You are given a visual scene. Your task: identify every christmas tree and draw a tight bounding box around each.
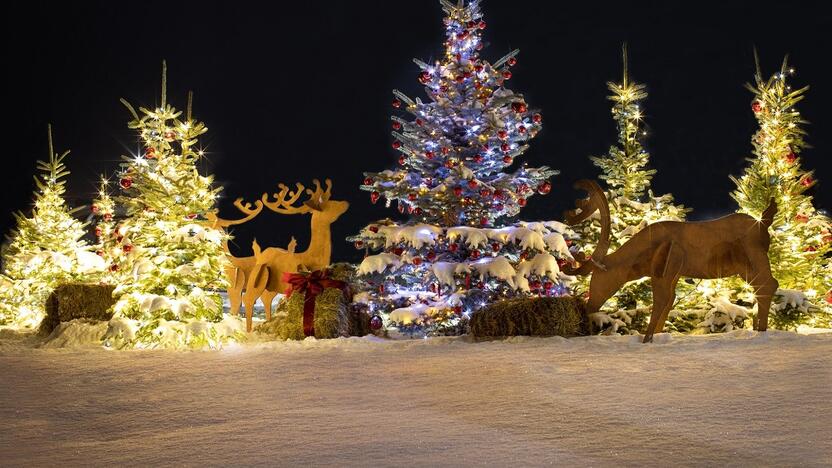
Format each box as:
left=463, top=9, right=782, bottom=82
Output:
left=0, top=125, right=103, bottom=328
left=103, top=62, right=240, bottom=348
left=349, top=0, right=575, bottom=336
left=727, top=54, right=832, bottom=327
left=574, top=45, right=688, bottom=314
left=91, top=176, right=119, bottom=283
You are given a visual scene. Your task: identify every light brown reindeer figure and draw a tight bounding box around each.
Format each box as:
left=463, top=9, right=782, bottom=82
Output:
left=205, top=198, right=265, bottom=318
left=563, top=180, right=778, bottom=343
left=241, top=179, right=349, bottom=331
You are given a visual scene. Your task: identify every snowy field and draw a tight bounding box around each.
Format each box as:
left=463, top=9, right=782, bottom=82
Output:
left=1, top=328, right=831, bottom=467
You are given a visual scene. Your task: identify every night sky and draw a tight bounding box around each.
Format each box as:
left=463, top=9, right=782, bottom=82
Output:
left=4, top=1, right=831, bottom=263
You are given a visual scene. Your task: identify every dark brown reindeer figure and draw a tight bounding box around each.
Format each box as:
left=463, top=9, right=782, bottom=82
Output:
left=563, top=180, right=778, bottom=342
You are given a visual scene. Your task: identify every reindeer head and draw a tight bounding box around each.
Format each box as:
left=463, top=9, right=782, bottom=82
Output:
left=261, top=178, right=349, bottom=223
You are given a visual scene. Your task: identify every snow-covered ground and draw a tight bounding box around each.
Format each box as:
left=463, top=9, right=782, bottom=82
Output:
left=1, top=327, right=831, bottom=467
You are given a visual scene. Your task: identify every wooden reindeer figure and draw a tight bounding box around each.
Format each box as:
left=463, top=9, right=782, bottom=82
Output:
left=241, top=179, right=349, bottom=331
left=205, top=198, right=265, bottom=318
left=563, top=179, right=778, bottom=343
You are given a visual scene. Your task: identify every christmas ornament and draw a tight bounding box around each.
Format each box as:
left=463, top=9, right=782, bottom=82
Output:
left=454, top=186, right=463, bottom=197
left=163, top=130, right=176, bottom=141
left=369, top=225, right=379, bottom=233
left=370, top=191, right=381, bottom=204
left=392, top=141, right=402, bottom=149
left=392, top=121, right=401, bottom=130
left=751, top=100, right=763, bottom=113
left=511, top=102, right=527, bottom=113
left=502, top=70, right=512, bottom=80
left=363, top=177, right=374, bottom=186
left=392, top=98, right=401, bottom=108
left=801, top=177, right=813, bottom=187
left=119, top=177, right=133, bottom=189
left=408, top=192, right=418, bottom=201
left=518, top=125, right=527, bottom=134
left=398, top=155, right=406, bottom=165
left=497, top=130, right=508, bottom=140
left=467, top=179, right=478, bottom=189
left=500, top=143, right=510, bottom=152
left=393, top=247, right=404, bottom=256
left=370, top=315, right=383, bottom=330
left=104, top=213, right=113, bottom=222
left=784, top=151, right=797, bottom=163
left=502, top=155, right=513, bottom=165
left=94, top=226, right=103, bottom=237
left=537, top=181, right=552, bottom=195
left=354, top=240, right=364, bottom=249
left=470, top=249, right=480, bottom=259
left=418, top=71, right=431, bottom=84
left=412, top=257, right=422, bottom=266
left=123, top=244, right=133, bottom=253
left=517, top=198, right=527, bottom=207
left=507, top=57, right=517, bottom=67
left=91, top=204, right=100, bottom=214
left=425, top=151, right=435, bottom=159
left=145, top=147, right=156, bottom=158
left=532, top=113, right=542, bottom=123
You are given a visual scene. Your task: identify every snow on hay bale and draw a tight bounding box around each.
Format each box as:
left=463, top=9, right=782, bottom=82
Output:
left=469, top=296, right=585, bottom=338
left=39, top=283, right=116, bottom=334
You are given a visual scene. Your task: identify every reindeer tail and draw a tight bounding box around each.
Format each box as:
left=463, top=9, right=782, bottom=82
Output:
left=761, top=198, right=777, bottom=228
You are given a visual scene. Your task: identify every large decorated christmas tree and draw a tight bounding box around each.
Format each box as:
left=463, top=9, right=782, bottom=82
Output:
left=726, top=55, right=832, bottom=326
left=0, top=125, right=103, bottom=328
left=349, top=0, right=576, bottom=335
left=573, top=45, right=689, bottom=315
left=103, top=63, right=240, bottom=348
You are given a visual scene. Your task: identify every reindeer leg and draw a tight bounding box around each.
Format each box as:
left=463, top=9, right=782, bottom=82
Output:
left=243, top=265, right=270, bottom=333
left=261, top=290, right=278, bottom=321
left=744, top=254, right=778, bottom=332
left=228, top=268, right=245, bottom=317
left=644, top=242, right=684, bottom=343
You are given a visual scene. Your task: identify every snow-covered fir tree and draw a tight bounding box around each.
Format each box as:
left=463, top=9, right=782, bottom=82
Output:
left=349, top=0, right=577, bottom=336
left=717, top=55, right=831, bottom=328
left=573, top=45, right=688, bottom=315
left=103, top=63, right=240, bottom=348
left=91, top=176, right=119, bottom=284
left=0, top=125, right=104, bottom=328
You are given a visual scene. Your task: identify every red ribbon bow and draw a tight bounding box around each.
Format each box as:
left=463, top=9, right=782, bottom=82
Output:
left=282, top=270, right=346, bottom=337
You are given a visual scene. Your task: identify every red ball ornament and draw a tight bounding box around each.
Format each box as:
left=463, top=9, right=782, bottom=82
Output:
left=94, top=226, right=103, bottom=237
left=415, top=118, right=424, bottom=126
left=826, top=290, right=832, bottom=305
left=119, top=177, right=133, bottom=189
left=392, top=98, right=401, bottom=108
left=354, top=240, right=364, bottom=249
left=537, top=181, right=552, bottom=195
left=785, top=151, right=797, bottom=163
left=163, top=130, right=176, bottom=141
left=468, top=179, right=478, bottom=189
left=369, top=225, right=379, bottom=233
left=104, top=213, right=113, bottom=222
left=122, top=244, right=133, bottom=253
left=96, top=249, right=104, bottom=257
left=414, top=207, right=423, bottom=215
left=109, top=264, right=119, bottom=272
left=518, top=125, right=527, bottom=134
left=805, top=245, right=817, bottom=252
left=507, top=57, right=517, bottom=67
left=501, top=143, right=510, bottom=152
left=454, top=186, right=463, bottom=197
left=497, top=130, right=508, bottom=140
left=412, top=257, right=423, bottom=266
left=449, top=243, right=459, bottom=253
left=472, top=155, right=484, bottom=163
left=493, top=189, right=503, bottom=198
left=470, top=250, right=480, bottom=260
left=474, top=63, right=484, bottom=73
left=398, top=155, right=406, bottom=165
left=370, top=191, right=381, bottom=204
left=492, top=243, right=501, bottom=252
left=391, top=121, right=401, bottom=130
left=425, top=151, right=435, bottom=159
left=529, top=280, right=542, bottom=290
left=476, top=43, right=484, bottom=51
left=518, top=183, right=530, bottom=193
left=418, top=71, right=431, bottom=84
left=478, top=20, right=486, bottom=29
left=518, top=198, right=527, bottom=207
left=502, top=70, right=512, bottom=80
left=457, top=31, right=469, bottom=40
left=427, top=251, right=437, bottom=261
left=363, top=177, right=374, bottom=186
left=441, top=146, right=450, bottom=155
left=795, top=214, right=809, bottom=223
left=511, top=102, right=527, bottom=113
left=480, top=217, right=488, bottom=226
left=503, top=155, right=513, bottom=165
left=480, top=188, right=491, bottom=198
left=532, top=113, right=543, bottom=123
left=544, top=281, right=554, bottom=290
left=145, top=147, right=156, bottom=159
left=393, top=247, right=404, bottom=256
left=455, top=75, right=465, bottom=83
left=751, top=100, right=763, bottom=113
left=802, top=177, right=814, bottom=187
left=91, top=204, right=100, bottom=214
left=392, top=141, right=402, bottom=149
left=408, top=192, right=418, bottom=201
left=370, top=315, right=383, bottom=331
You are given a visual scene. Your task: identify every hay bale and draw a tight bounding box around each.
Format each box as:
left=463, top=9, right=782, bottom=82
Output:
left=469, top=296, right=585, bottom=338
left=261, top=288, right=350, bottom=340
left=40, top=283, right=116, bottom=334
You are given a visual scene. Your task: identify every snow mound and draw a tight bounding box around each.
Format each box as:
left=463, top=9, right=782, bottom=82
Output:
left=40, top=319, right=109, bottom=349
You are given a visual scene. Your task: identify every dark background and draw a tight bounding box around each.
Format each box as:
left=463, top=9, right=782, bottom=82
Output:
left=4, top=1, right=831, bottom=263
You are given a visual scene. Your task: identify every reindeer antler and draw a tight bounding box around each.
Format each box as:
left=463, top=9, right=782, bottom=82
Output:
left=562, top=179, right=612, bottom=276
left=207, top=197, right=265, bottom=229
left=262, top=182, right=312, bottom=214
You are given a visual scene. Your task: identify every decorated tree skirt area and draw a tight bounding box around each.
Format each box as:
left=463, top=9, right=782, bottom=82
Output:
left=1, top=329, right=830, bottom=466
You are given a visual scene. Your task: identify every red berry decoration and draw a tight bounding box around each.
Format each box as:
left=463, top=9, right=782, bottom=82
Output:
left=369, top=225, right=379, bottom=233
left=537, top=181, right=552, bottom=195
left=392, top=141, right=402, bottom=149
left=470, top=250, right=480, bottom=260
left=408, top=192, right=418, bottom=201
left=480, top=217, right=488, bottom=226
left=414, top=207, right=423, bottom=215
left=501, top=143, right=510, bottom=152
left=468, top=179, right=478, bottom=189
left=370, top=315, right=383, bottom=331
left=518, top=198, right=527, bottom=207
left=363, top=177, right=374, bottom=186
left=751, top=100, right=763, bottom=113
left=507, top=57, right=517, bottom=67
left=119, top=177, right=133, bottom=189
left=454, top=186, right=463, bottom=197
left=503, top=155, right=513, bottom=165
left=392, top=98, right=401, bottom=108
left=532, top=113, right=542, bottom=123
left=511, top=102, right=527, bottom=113
left=544, top=281, right=554, bottom=290
left=370, top=191, right=381, bottom=204
left=497, top=130, right=508, bottom=140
